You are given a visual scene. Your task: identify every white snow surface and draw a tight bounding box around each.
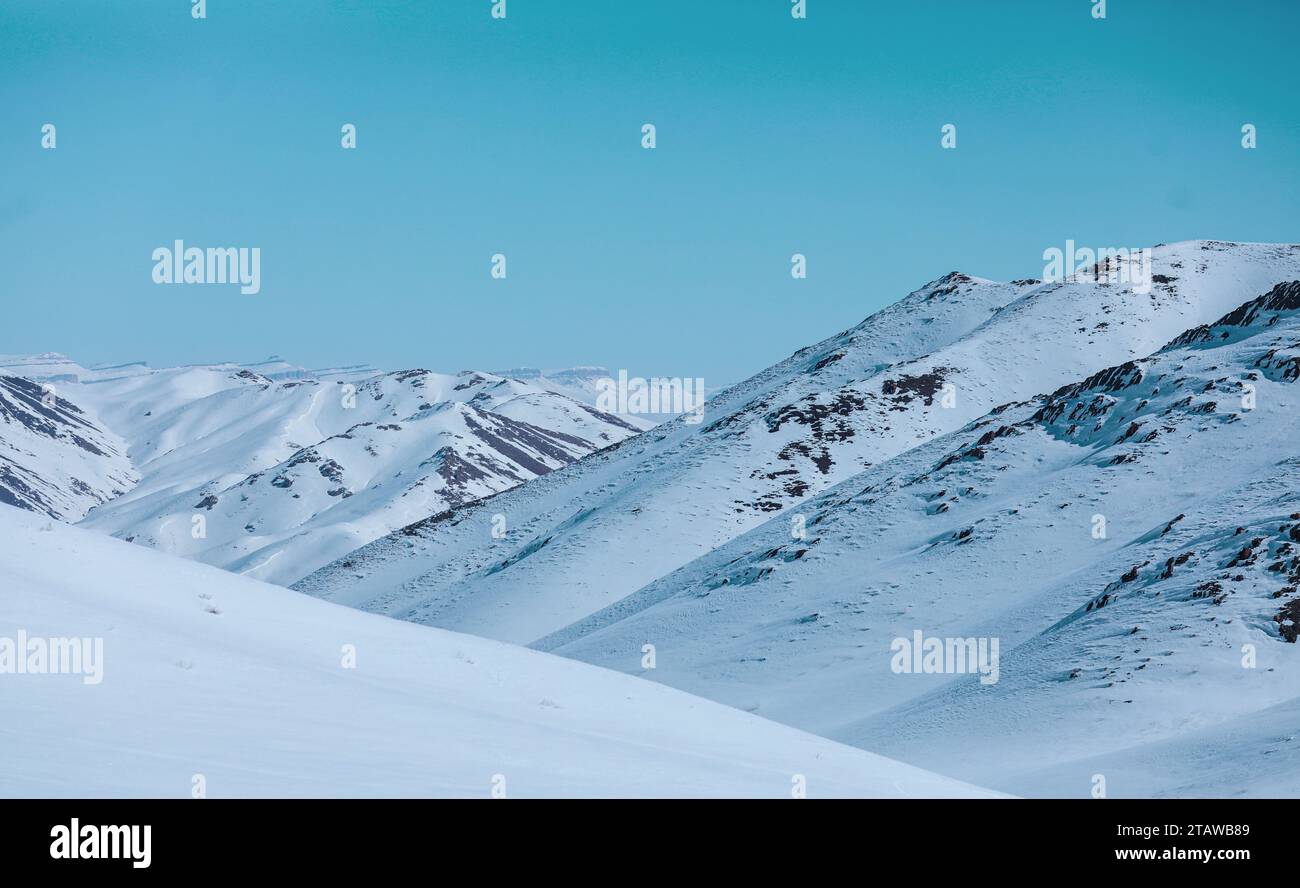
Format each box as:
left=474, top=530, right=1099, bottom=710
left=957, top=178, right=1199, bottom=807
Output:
left=0, top=504, right=1000, bottom=799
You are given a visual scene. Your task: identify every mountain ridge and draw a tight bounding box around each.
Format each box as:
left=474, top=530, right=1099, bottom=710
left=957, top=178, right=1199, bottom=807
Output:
left=294, top=241, right=1300, bottom=650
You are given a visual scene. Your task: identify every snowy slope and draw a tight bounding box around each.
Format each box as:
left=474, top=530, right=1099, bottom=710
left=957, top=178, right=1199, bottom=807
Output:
left=297, top=242, right=1300, bottom=647
left=292, top=272, right=1037, bottom=637
left=0, top=503, right=1000, bottom=799
left=545, top=279, right=1300, bottom=797
left=1006, top=693, right=1300, bottom=799
left=70, top=365, right=641, bottom=584
left=0, top=375, right=136, bottom=521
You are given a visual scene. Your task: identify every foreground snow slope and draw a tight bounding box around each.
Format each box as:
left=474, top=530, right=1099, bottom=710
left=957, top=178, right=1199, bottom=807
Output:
left=69, top=364, right=641, bottom=584
left=547, top=280, right=1300, bottom=797
left=298, top=242, right=1300, bottom=646
left=0, top=504, right=998, bottom=798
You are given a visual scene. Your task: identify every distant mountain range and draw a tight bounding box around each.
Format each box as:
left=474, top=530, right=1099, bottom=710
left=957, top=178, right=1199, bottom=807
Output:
left=0, top=355, right=647, bottom=583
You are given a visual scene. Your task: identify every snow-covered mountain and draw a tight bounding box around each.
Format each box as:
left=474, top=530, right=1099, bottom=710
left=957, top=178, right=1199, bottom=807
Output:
left=65, top=364, right=643, bottom=584
left=0, top=375, right=136, bottom=520
left=0, top=354, right=644, bottom=584
left=296, top=242, right=1300, bottom=650
left=0, top=503, right=1000, bottom=798
left=537, top=279, right=1300, bottom=797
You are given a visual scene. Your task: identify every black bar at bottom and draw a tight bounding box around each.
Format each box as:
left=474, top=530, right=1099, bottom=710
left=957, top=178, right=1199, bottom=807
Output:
left=0, top=799, right=1276, bottom=874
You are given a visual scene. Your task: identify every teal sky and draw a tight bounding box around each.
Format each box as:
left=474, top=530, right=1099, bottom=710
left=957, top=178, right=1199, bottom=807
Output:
left=2, top=0, right=1297, bottom=385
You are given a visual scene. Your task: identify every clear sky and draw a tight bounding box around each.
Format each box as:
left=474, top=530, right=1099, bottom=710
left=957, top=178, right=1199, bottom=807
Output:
left=2, top=0, right=1297, bottom=386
